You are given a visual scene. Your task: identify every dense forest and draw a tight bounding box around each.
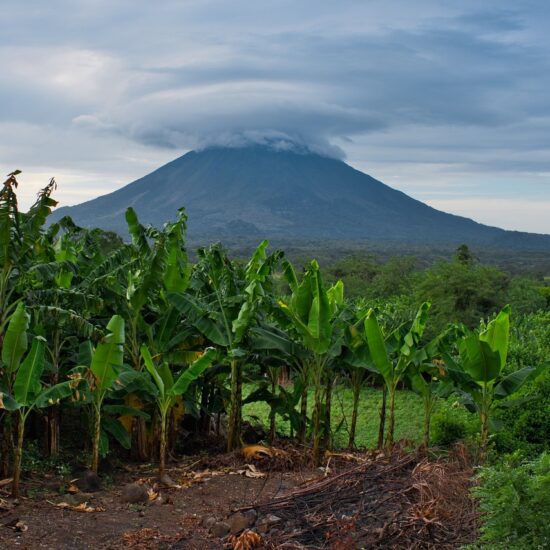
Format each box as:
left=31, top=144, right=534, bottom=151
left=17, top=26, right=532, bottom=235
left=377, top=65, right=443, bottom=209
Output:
left=1, top=174, right=549, bottom=548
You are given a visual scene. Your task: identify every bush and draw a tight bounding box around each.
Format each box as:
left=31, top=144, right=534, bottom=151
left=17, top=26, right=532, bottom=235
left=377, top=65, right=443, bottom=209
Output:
left=495, top=368, right=550, bottom=457
left=431, top=405, right=475, bottom=447
left=472, top=452, right=550, bottom=549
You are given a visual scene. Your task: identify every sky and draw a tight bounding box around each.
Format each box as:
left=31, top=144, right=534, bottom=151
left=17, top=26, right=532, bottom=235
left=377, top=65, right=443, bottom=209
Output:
left=1, top=0, right=549, bottom=234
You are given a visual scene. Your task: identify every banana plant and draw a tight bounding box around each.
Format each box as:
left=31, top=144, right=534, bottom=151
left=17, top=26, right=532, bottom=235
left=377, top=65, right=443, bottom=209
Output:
left=406, top=326, right=458, bottom=447
left=341, top=311, right=372, bottom=449
left=86, top=315, right=125, bottom=473
left=278, top=260, right=345, bottom=464
left=250, top=322, right=313, bottom=443
left=0, top=303, right=74, bottom=498
left=170, top=241, right=282, bottom=451
left=141, top=344, right=217, bottom=480
left=364, top=301, right=431, bottom=449
left=442, top=306, right=541, bottom=461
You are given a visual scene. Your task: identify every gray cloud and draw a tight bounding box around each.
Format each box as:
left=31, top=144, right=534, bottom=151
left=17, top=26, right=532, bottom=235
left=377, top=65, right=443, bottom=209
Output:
left=0, top=0, right=549, bottom=231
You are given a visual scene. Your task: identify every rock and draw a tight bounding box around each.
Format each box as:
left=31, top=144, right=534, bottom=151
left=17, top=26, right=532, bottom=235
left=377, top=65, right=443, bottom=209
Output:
left=243, top=509, right=257, bottom=526
left=229, top=512, right=250, bottom=534
left=74, top=471, right=101, bottom=493
left=210, top=521, right=230, bottom=538
left=121, top=483, right=149, bottom=504
left=60, top=493, right=90, bottom=506
left=160, top=473, right=178, bottom=487
left=202, top=516, right=216, bottom=529
left=257, top=514, right=282, bottom=534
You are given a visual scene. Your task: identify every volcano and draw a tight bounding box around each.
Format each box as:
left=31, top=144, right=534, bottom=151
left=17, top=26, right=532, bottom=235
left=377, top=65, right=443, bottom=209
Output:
left=49, top=145, right=550, bottom=250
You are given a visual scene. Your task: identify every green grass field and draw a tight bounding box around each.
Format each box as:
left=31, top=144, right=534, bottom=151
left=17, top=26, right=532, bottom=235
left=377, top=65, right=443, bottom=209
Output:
left=243, top=385, right=427, bottom=449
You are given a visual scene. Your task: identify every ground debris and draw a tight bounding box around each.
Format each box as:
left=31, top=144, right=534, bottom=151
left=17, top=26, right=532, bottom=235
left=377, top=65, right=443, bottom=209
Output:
left=238, top=447, right=478, bottom=549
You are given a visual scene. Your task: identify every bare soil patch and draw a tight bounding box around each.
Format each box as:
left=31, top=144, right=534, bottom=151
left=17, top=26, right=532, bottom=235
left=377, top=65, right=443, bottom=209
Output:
left=0, top=445, right=477, bottom=549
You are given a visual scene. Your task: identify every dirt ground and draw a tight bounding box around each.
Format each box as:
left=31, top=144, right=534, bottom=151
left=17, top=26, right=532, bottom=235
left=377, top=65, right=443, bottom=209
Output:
left=0, top=445, right=478, bottom=549
left=0, top=453, right=318, bottom=550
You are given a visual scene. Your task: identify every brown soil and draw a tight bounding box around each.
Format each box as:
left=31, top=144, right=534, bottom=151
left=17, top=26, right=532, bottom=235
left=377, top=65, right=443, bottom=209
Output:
left=0, top=453, right=318, bottom=550
left=0, top=446, right=478, bottom=549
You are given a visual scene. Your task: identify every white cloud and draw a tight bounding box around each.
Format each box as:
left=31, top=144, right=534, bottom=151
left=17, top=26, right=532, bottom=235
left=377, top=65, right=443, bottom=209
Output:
left=0, top=0, right=549, bottom=233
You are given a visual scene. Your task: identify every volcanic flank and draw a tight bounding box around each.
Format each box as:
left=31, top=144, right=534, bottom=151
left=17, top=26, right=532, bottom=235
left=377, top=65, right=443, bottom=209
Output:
left=49, top=145, right=550, bottom=250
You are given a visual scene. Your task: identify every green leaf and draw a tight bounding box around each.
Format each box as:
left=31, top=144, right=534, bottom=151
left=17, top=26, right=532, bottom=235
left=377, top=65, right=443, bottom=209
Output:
left=78, top=340, right=93, bottom=367
left=494, top=366, right=537, bottom=399
left=168, top=348, right=217, bottom=398
left=34, top=380, right=73, bottom=408
left=103, top=404, right=151, bottom=419
left=480, top=305, right=510, bottom=370
left=169, top=292, right=230, bottom=347
left=14, top=336, right=46, bottom=406
left=102, top=417, right=131, bottom=450
left=125, top=207, right=150, bottom=256
left=140, top=344, right=165, bottom=397
left=0, top=391, right=20, bottom=411
left=2, top=302, right=30, bottom=373
left=91, top=315, right=125, bottom=391
left=364, top=309, right=393, bottom=383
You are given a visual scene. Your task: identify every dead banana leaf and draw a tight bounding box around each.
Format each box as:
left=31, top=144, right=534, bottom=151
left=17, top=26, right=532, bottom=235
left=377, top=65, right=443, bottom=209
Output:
left=228, top=529, right=263, bottom=550
left=236, top=464, right=266, bottom=479
left=4, top=518, right=28, bottom=532
left=147, top=488, right=159, bottom=502
left=243, top=445, right=272, bottom=460
left=49, top=500, right=105, bottom=513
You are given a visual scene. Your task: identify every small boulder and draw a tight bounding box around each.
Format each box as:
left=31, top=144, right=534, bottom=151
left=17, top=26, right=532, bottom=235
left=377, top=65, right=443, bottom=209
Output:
left=210, top=521, right=230, bottom=538
left=74, top=471, right=101, bottom=493
left=243, top=509, right=257, bottom=526
left=60, top=493, right=90, bottom=506
left=257, top=514, right=281, bottom=533
left=202, top=516, right=216, bottom=529
left=229, top=512, right=250, bottom=534
left=121, top=483, right=149, bottom=504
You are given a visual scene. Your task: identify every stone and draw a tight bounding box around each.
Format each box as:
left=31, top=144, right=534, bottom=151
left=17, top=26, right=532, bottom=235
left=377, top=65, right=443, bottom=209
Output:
left=74, top=471, right=101, bottom=493
left=202, top=516, right=216, bottom=529
left=60, top=493, right=89, bottom=506
left=256, top=514, right=282, bottom=533
left=210, top=521, right=230, bottom=538
left=243, top=509, right=257, bottom=526
left=229, top=512, right=249, bottom=534
left=121, top=483, right=149, bottom=504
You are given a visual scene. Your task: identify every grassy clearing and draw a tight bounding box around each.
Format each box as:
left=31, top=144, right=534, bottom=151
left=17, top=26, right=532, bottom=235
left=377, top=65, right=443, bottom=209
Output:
left=243, top=385, right=427, bottom=449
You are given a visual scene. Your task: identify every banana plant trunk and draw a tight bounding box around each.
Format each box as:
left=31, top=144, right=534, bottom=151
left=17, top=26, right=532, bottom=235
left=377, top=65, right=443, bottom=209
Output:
left=46, top=406, right=60, bottom=457
left=323, top=375, right=333, bottom=451
left=159, top=411, right=167, bottom=480
left=479, top=388, right=490, bottom=463
left=377, top=385, right=387, bottom=450
left=269, top=377, right=276, bottom=444
left=422, top=393, right=436, bottom=448
left=11, top=412, right=25, bottom=498
left=348, top=383, right=361, bottom=449
left=226, top=359, right=242, bottom=452
left=91, top=403, right=101, bottom=474
left=385, top=384, right=396, bottom=450
left=1, top=415, right=13, bottom=477
left=298, top=386, right=308, bottom=445
left=311, top=358, right=324, bottom=466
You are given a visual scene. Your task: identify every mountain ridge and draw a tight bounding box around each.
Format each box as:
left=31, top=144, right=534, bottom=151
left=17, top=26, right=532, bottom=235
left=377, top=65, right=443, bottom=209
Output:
left=49, top=145, right=550, bottom=250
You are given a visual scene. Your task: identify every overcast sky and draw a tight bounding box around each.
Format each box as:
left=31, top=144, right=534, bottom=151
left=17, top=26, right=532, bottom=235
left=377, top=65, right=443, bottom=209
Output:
left=1, top=0, right=549, bottom=233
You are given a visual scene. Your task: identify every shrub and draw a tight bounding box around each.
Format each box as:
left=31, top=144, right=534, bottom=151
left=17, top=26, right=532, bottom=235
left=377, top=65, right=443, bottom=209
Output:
left=431, top=409, right=468, bottom=447
left=495, top=368, right=550, bottom=457
left=472, top=452, right=550, bottom=549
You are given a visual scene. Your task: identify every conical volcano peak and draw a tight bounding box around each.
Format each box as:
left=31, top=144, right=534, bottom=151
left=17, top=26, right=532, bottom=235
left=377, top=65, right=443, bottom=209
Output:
left=194, top=131, right=345, bottom=160
left=49, top=146, right=550, bottom=251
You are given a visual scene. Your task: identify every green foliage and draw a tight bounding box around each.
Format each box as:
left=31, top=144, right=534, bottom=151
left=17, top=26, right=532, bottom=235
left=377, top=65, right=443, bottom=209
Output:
left=495, top=367, right=550, bottom=457
left=471, top=453, right=550, bottom=549
left=430, top=404, right=477, bottom=447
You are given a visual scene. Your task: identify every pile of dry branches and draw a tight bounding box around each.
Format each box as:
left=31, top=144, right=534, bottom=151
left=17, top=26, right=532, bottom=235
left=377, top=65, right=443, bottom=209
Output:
left=241, top=447, right=478, bottom=549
